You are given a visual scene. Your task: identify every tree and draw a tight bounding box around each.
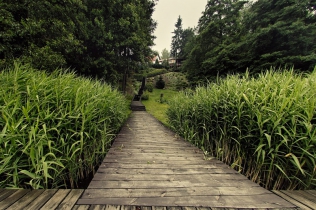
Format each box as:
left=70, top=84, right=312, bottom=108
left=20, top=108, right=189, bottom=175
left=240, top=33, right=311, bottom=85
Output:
left=0, top=0, right=158, bottom=87
left=180, top=28, right=195, bottom=59
left=161, top=48, right=170, bottom=60
left=240, top=0, right=316, bottom=72
left=183, top=0, right=247, bottom=83
left=170, top=16, right=183, bottom=58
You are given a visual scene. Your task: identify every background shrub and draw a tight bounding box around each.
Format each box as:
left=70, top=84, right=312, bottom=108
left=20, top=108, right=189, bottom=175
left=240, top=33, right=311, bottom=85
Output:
left=155, top=76, right=165, bottom=89
left=144, top=83, right=154, bottom=92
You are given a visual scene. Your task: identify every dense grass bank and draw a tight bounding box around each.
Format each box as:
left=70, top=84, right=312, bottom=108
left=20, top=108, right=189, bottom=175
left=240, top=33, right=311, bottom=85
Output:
left=167, top=69, right=316, bottom=190
left=0, top=63, right=129, bottom=189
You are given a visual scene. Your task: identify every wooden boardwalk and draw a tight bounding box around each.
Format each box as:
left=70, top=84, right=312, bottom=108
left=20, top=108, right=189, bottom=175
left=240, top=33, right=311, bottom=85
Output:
left=76, top=111, right=295, bottom=208
left=1, top=110, right=315, bottom=209
left=1, top=189, right=316, bottom=209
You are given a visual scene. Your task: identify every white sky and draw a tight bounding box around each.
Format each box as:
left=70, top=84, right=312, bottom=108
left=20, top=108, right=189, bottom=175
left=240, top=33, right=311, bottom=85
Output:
left=152, top=0, right=208, bottom=55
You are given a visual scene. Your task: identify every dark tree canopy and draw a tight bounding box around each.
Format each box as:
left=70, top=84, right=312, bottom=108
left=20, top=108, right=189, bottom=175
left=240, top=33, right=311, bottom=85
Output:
left=180, top=0, right=316, bottom=85
left=0, top=0, right=158, bottom=85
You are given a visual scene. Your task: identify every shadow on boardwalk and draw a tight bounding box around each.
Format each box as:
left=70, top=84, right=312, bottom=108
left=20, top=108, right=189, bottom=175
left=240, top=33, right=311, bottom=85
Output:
left=77, top=111, right=295, bottom=208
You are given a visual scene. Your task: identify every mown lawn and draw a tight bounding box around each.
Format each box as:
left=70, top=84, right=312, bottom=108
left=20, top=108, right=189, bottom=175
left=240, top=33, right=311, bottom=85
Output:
left=141, top=88, right=177, bottom=126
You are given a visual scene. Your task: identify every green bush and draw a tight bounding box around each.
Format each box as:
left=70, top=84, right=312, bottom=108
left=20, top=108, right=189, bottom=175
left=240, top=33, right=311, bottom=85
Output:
left=146, top=69, right=168, bottom=78
left=0, top=63, right=129, bottom=189
left=167, top=68, right=316, bottom=190
left=155, top=76, right=165, bottom=89
left=141, top=92, right=149, bottom=100
left=144, top=83, right=154, bottom=92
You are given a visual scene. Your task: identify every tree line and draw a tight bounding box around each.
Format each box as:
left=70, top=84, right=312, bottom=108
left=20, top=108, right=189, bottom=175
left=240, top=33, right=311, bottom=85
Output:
left=170, top=0, right=316, bottom=85
left=0, top=0, right=157, bottom=85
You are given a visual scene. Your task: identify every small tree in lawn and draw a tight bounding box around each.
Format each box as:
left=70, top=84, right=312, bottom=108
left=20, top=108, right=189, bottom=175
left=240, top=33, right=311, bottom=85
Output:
left=155, top=76, right=165, bottom=89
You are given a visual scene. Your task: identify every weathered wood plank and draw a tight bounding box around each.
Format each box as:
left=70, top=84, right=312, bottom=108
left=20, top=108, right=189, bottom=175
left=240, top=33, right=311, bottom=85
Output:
left=106, top=152, right=203, bottom=158
left=6, top=190, right=44, bottom=210
left=0, top=189, right=30, bottom=209
left=91, top=173, right=249, bottom=181
left=104, top=156, right=206, bottom=162
left=82, top=186, right=270, bottom=199
left=40, top=189, right=71, bottom=210
left=0, top=189, right=17, bottom=202
left=280, top=190, right=316, bottom=209
left=95, top=168, right=237, bottom=175
left=71, top=205, right=90, bottom=210
left=109, top=150, right=203, bottom=155
left=151, top=207, right=167, bottom=210
left=272, top=190, right=312, bottom=210
left=166, top=207, right=181, bottom=210
left=121, top=205, right=134, bottom=210
left=294, top=190, right=316, bottom=205
left=305, top=190, right=316, bottom=197
left=181, top=207, right=196, bottom=210
left=24, top=189, right=57, bottom=209
left=56, top=189, right=84, bottom=210
left=87, top=180, right=260, bottom=189
left=86, top=205, right=106, bottom=210
left=105, top=205, right=121, bottom=210
left=99, top=163, right=226, bottom=170
left=103, top=160, right=219, bottom=165
left=77, top=194, right=295, bottom=208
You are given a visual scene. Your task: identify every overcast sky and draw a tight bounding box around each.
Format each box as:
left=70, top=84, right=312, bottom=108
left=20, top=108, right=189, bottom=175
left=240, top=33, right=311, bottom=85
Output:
left=152, top=0, right=208, bottom=55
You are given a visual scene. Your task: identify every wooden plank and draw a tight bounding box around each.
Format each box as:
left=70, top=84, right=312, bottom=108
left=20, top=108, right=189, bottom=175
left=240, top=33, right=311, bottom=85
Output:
left=181, top=207, right=196, bottom=210
left=6, top=190, right=44, bottom=210
left=295, top=190, right=316, bottom=204
left=91, top=173, right=249, bottom=181
left=99, top=163, right=226, bottom=169
left=280, top=190, right=316, bottom=209
left=82, top=186, right=270, bottom=198
left=105, top=205, right=121, bottom=210
left=151, top=207, right=167, bottom=210
left=103, top=159, right=220, bottom=165
left=167, top=207, right=181, bottom=210
left=121, top=205, right=134, bottom=210
left=104, top=156, right=206, bottom=161
left=95, top=168, right=237, bottom=175
left=106, top=152, right=203, bottom=158
left=77, top=194, right=295, bottom=208
left=87, top=205, right=106, bottom=210
left=24, top=189, right=57, bottom=209
left=305, top=190, right=316, bottom=197
left=109, top=149, right=203, bottom=155
left=55, top=189, right=84, bottom=210
left=0, top=190, right=17, bottom=202
left=112, top=142, right=194, bottom=147
left=71, top=205, right=91, bottom=210
left=272, top=190, right=312, bottom=210
left=0, top=189, right=30, bottom=209
left=40, top=189, right=71, bottom=210
left=87, top=180, right=259, bottom=189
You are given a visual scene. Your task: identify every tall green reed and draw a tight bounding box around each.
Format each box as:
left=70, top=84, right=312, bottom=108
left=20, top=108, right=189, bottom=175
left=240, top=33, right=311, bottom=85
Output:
left=0, top=63, right=129, bottom=189
left=167, top=68, right=316, bottom=190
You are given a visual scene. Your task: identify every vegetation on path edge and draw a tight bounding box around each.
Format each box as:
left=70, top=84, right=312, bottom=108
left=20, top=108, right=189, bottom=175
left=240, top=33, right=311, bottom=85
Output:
left=0, top=63, right=129, bottom=189
left=167, top=68, right=316, bottom=190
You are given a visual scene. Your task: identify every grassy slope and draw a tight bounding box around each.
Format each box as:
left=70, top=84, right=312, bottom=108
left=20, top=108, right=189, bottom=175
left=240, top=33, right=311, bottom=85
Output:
left=141, top=88, right=177, bottom=126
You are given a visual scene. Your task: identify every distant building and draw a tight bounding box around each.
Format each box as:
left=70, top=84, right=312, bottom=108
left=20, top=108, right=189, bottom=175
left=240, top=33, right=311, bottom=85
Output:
left=150, top=55, right=162, bottom=64
left=168, top=57, right=184, bottom=67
